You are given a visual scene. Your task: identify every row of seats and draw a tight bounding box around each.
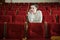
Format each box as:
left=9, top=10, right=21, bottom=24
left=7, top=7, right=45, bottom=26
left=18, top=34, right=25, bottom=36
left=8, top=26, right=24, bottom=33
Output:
left=0, top=6, right=60, bottom=11
left=0, top=15, right=60, bottom=24
left=0, top=10, right=60, bottom=15
left=0, top=15, right=26, bottom=23
left=0, top=3, right=60, bottom=11
left=0, top=3, right=59, bottom=8
left=0, top=4, right=60, bottom=16
left=43, top=15, right=60, bottom=23
left=0, top=23, right=60, bottom=40
left=0, top=10, right=27, bottom=16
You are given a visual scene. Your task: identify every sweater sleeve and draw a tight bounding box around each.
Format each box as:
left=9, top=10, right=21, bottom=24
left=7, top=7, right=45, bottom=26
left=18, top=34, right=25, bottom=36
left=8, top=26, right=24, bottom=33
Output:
left=38, top=10, right=43, bottom=23
left=27, top=12, right=32, bottom=22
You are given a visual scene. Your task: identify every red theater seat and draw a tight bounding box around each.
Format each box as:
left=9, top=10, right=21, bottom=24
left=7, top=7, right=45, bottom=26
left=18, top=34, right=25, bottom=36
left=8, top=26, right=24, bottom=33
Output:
left=6, top=11, right=16, bottom=16
left=6, top=23, right=25, bottom=40
left=44, top=15, right=54, bottom=23
left=51, top=7, right=57, bottom=10
left=19, top=7, right=28, bottom=11
left=13, top=15, right=26, bottom=24
left=17, top=11, right=27, bottom=15
left=42, top=11, right=50, bottom=16
left=0, top=23, right=4, bottom=39
left=0, top=15, right=12, bottom=23
left=39, top=7, right=46, bottom=11
left=51, top=23, right=60, bottom=36
left=27, top=23, right=45, bottom=40
left=52, top=10, right=60, bottom=16
left=0, top=10, right=5, bottom=15
left=52, top=14, right=60, bottom=23
left=0, top=10, right=3, bottom=15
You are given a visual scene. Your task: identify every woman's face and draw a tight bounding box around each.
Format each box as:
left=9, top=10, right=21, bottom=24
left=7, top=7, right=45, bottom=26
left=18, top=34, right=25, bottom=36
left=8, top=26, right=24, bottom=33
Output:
left=29, top=5, right=37, bottom=13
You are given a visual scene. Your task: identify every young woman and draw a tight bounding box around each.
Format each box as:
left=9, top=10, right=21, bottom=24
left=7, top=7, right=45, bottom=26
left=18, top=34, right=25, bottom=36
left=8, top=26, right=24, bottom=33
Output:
left=27, top=4, right=43, bottom=23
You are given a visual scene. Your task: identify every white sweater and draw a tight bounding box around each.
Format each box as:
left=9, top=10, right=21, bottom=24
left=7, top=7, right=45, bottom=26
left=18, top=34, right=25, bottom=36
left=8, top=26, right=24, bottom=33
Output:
left=28, top=10, right=43, bottom=23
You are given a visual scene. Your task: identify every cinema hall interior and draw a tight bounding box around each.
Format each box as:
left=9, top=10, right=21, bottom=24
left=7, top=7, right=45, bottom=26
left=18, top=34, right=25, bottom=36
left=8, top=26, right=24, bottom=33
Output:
left=0, top=0, right=60, bottom=40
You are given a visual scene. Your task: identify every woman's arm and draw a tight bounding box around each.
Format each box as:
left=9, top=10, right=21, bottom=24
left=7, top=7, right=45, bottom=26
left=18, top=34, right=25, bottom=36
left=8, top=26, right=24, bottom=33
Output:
left=38, top=11, right=43, bottom=23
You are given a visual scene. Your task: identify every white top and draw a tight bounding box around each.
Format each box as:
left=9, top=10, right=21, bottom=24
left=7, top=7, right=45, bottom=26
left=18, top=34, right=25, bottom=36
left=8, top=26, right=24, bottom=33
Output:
left=28, top=10, right=43, bottom=23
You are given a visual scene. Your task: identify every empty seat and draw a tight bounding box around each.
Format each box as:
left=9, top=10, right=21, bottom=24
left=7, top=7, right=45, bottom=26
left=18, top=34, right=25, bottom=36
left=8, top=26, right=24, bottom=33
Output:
left=0, top=23, right=4, bottom=39
left=13, top=15, right=26, bottom=24
left=52, top=14, right=59, bottom=23
left=42, top=11, right=50, bottom=16
left=43, top=15, right=55, bottom=23
left=16, top=10, right=27, bottom=16
left=0, top=10, right=6, bottom=15
left=51, top=23, right=60, bottom=36
left=6, top=23, right=25, bottom=40
left=38, top=7, right=46, bottom=11
left=19, top=7, right=28, bottom=11
left=52, top=10, right=60, bottom=16
left=6, top=11, right=16, bottom=16
left=27, top=23, right=45, bottom=40
left=0, top=15, right=12, bottom=23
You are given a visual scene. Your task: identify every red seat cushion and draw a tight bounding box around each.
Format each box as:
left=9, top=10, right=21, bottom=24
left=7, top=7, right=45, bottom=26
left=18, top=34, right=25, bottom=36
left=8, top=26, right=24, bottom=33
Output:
left=13, top=15, right=26, bottom=24
left=6, top=23, right=25, bottom=39
left=6, top=11, right=16, bottom=16
left=0, top=15, right=12, bottom=23
left=0, top=10, right=4, bottom=15
left=28, top=23, right=45, bottom=38
left=0, top=23, right=4, bottom=39
left=51, top=23, right=60, bottom=36
left=43, top=15, right=54, bottom=23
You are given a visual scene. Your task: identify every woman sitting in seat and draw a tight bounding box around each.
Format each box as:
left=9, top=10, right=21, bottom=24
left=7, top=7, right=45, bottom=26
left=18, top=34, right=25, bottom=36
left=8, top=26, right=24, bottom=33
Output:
left=27, top=4, right=43, bottom=23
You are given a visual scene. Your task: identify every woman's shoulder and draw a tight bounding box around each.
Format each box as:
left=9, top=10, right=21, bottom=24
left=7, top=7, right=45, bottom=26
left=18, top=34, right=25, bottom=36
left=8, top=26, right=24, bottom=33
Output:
left=37, top=10, right=42, bottom=13
left=37, top=10, right=42, bottom=15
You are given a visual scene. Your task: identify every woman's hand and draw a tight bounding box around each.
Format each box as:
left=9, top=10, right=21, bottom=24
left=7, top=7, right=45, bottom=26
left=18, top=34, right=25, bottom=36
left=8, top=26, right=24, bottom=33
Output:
left=29, top=9, right=34, bottom=14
